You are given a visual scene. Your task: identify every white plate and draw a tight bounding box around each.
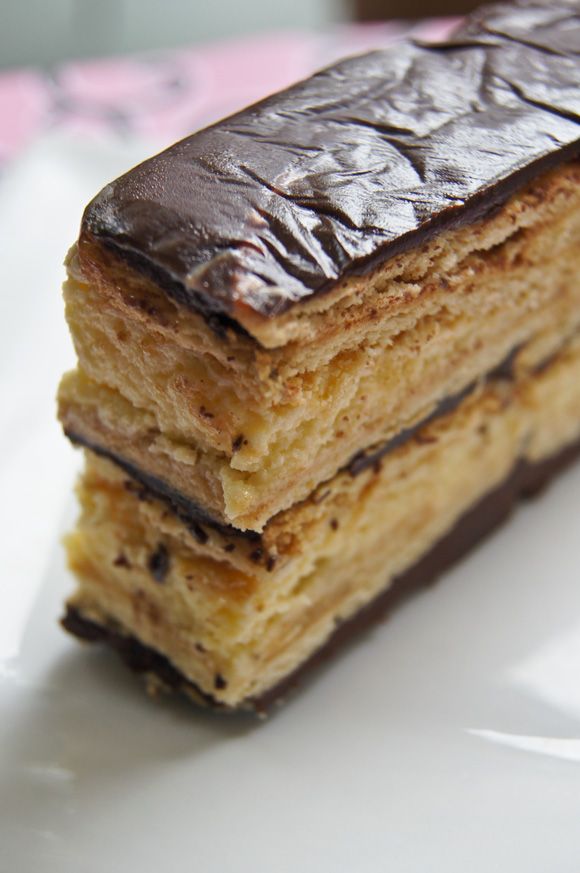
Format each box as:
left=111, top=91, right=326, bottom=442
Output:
left=2, top=136, right=580, bottom=873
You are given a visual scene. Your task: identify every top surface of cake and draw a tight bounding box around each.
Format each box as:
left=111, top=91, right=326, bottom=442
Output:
left=81, top=0, right=580, bottom=331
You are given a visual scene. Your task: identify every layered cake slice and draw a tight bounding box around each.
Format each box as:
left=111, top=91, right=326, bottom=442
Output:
left=59, top=0, right=580, bottom=711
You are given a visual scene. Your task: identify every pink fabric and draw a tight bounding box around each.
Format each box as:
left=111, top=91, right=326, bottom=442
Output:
left=0, top=21, right=459, bottom=167
left=0, top=70, right=50, bottom=161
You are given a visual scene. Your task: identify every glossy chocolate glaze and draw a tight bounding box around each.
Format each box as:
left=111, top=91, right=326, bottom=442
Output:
left=61, top=433, right=580, bottom=713
left=81, top=1, right=580, bottom=325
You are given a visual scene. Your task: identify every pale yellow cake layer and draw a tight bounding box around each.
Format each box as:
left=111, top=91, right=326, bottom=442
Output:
left=60, top=162, right=580, bottom=530
left=65, top=334, right=580, bottom=707
left=59, top=293, right=580, bottom=533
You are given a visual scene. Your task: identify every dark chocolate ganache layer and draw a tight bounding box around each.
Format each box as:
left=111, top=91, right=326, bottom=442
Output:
left=82, top=0, right=580, bottom=323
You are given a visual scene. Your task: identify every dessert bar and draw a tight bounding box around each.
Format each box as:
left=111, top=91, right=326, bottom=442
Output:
left=59, top=0, right=580, bottom=710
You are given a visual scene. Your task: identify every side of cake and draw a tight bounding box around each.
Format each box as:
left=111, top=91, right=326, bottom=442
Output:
left=59, top=162, right=580, bottom=530
left=58, top=0, right=580, bottom=711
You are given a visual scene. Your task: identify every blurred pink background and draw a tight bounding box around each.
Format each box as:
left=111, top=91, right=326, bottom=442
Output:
left=0, top=19, right=457, bottom=169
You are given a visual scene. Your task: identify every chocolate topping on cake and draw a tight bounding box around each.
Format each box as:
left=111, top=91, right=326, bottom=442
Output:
left=82, top=1, right=580, bottom=324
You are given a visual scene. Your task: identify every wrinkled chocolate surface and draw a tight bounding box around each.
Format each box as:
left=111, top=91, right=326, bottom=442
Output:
left=82, top=1, right=580, bottom=322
